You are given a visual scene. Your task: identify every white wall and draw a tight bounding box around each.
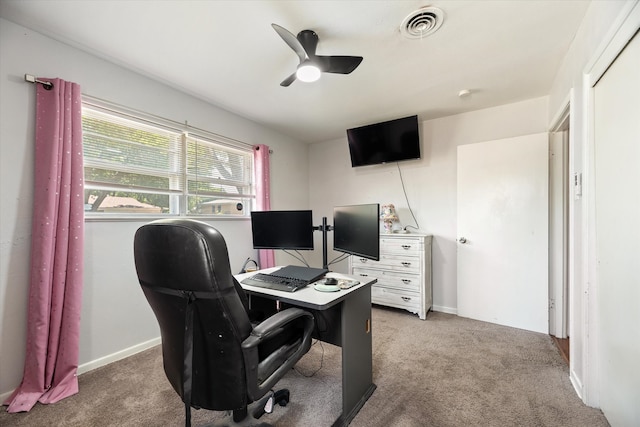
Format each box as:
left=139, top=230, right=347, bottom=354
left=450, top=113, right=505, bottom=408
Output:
left=546, top=0, right=637, bottom=408
left=0, top=18, right=309, bottom=398
left=308, top=97, right=548, bottom=313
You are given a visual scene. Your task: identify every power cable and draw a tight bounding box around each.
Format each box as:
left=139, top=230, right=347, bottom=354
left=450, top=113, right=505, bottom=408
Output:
left=397, top=162, right=420, bottom=231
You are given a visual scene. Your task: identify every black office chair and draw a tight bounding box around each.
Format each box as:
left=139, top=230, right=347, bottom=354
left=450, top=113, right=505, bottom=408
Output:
left=133, top=219, right=315, bottom=427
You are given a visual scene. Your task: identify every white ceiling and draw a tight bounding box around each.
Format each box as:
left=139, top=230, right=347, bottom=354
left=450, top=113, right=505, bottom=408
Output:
left=1, top=0, right=590, bottom=143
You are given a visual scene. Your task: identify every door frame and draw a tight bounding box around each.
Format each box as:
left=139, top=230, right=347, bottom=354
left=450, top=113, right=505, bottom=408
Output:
left=549, top=99, right=572, bottom=339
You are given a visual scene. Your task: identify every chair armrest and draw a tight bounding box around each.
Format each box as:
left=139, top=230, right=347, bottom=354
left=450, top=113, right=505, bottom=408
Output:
left=244, top=307, right=311, bottom=345
left=241, top=307, right=314, bottom=400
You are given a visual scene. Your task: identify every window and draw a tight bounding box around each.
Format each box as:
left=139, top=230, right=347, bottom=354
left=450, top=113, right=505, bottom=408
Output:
left=82, top=100, right=254, bottom=217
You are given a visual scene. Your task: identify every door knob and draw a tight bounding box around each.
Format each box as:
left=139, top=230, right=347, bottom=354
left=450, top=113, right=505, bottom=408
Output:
left=458, top=237, right=467, bottom=244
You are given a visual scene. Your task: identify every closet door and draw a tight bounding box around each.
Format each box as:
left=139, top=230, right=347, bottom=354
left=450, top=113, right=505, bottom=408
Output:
left=593, top=31, right=640, bottom=426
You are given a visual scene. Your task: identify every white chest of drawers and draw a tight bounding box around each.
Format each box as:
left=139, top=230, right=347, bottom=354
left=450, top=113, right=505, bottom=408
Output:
left=350, top=234, right=432, bottom=320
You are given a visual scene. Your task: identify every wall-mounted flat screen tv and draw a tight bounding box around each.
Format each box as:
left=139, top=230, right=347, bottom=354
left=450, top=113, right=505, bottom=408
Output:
left=251, top=210, right=314, bottom=250
left=346, top=115, right=420, bottom=167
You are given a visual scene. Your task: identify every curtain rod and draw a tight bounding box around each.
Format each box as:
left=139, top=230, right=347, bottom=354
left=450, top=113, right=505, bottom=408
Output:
left=25, top=75, right=270, bottom=152
left=24, top=74, right=53, bottom=90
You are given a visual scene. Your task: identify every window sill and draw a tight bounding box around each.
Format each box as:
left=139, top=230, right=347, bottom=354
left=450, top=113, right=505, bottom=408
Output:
left=84, top=215, right=250, bottom=222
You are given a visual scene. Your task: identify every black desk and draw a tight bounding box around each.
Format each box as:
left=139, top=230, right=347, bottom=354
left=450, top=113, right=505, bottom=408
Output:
left=236, top=268, right=377, bottom=427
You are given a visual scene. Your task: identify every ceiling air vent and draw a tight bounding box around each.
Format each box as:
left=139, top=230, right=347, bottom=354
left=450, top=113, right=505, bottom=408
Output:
left=400, top=6, right=444, bottom=39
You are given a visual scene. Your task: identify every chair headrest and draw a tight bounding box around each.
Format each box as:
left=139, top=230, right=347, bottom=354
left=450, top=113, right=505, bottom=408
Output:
left=134, top=219, right=235, bottom=293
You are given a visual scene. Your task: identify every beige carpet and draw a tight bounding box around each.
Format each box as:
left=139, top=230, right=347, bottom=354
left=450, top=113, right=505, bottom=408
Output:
left=1, top=308, right=609, bottom=427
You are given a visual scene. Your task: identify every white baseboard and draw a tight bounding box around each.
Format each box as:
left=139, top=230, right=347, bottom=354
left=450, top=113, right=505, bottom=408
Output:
left=432, top=305, right=457, bottom=315
left=570, top=368, right=584, bottom=402
left=0, top=390, right=13, bottom=404
left=77, top=337, right=161, bottom=375
left=0, top=389, right=14, bottom=402
left=1, top=338, right=161, bottom=403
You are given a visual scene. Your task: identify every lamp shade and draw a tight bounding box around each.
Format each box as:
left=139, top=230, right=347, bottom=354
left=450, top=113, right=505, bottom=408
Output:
left=380, top=204, right=398, bottom=233
left=380, top=204, right=398, bottom=221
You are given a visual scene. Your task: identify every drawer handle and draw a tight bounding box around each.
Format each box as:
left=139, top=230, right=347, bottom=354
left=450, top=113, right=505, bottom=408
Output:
left=359, top=258, right=368, bottom=263
left=402, top=279, right=411, bottom=284
left=401, top=262, right=411, bottom=267
left=359, top=273, right=369, bottom=277
left=401, top=297, right=412, bottom=302
left=401, top=245, right=412, bottom=250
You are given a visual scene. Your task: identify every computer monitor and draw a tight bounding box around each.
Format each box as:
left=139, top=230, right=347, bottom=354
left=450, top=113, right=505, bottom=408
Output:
left=250, top=210, right=314, bottom=250
left=333, top=203, right=380, bottom=261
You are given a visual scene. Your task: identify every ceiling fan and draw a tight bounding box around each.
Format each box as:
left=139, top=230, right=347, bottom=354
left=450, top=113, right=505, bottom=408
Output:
left=271, top=23, right=363, bottom=87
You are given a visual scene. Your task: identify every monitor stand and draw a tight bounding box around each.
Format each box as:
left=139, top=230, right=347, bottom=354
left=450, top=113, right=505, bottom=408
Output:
left=314, top=217, right=332, bottom=270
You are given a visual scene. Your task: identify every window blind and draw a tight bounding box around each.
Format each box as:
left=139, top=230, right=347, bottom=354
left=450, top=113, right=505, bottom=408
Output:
left=81, top=103, right=253, bottom=217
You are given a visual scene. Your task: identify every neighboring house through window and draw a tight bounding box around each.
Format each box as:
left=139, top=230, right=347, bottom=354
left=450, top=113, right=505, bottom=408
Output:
left=82, top=99, right=254, bottom=217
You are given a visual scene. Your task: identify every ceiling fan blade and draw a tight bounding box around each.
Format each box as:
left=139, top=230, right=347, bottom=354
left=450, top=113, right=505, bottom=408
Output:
left=272, top=23, right=306, bottom=63
left=314, top=56, right=363, bottom=74
left=280, top=72, right=297, bottom=87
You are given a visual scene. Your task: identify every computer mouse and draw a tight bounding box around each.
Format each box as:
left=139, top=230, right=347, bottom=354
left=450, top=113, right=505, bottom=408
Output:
left=324, top=277, right=338, bottom=285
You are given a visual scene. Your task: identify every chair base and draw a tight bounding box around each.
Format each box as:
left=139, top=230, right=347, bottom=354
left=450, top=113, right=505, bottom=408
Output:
left=202, top=389, right=290, bottom=427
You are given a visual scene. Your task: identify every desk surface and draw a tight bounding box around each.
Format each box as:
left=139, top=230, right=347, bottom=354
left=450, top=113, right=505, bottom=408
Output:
left=235, top=267, right=376, bottom=311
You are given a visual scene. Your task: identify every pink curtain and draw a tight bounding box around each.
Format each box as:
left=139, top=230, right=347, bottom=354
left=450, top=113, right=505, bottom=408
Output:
left=253, top=144, right=275, bottom=269
left=5, top=78, right=84, bottom=413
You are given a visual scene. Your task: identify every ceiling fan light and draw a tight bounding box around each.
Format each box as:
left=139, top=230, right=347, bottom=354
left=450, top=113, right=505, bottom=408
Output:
left=296, top=63, right=321, bottom=82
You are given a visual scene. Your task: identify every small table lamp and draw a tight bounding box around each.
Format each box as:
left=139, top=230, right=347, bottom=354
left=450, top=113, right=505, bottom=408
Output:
left=380, top=204, right=399, bottom=233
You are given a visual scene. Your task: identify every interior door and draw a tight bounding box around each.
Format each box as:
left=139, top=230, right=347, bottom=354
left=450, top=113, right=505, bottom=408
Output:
left=549, top=126, right=569, bottom=338
left=457, top=134, right=548, bottom=333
